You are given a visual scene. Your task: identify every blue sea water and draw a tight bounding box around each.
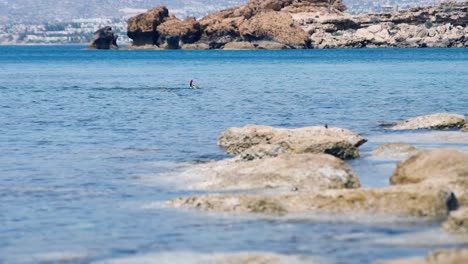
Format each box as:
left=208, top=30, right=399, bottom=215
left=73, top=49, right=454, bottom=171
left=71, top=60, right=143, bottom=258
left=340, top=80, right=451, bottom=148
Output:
left=0, top=46, right=467, bottom=263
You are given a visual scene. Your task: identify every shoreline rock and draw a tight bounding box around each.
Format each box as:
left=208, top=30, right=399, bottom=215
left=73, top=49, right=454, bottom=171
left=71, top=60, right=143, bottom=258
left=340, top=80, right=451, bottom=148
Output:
left=390, top=148, right=468, bottom=206
left=462, top=122, right=468, bottom=132
left=169, top=184, right=457, bottom=218
left=125, top=2, right=468, bottom=49
left=217, top=125, right=366, bottom=160
left=377, top=248, right=468, bottom=264
left=442, top=207, right=468, bottom=235
left=187, top=153, right=360, bottom=191
left=390, top=113, right=466, bottom=131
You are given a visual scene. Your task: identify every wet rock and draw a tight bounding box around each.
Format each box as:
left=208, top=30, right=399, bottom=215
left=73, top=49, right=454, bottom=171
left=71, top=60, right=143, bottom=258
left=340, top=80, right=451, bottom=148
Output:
left=442, top=207, right=468, bottom=235
left=377, top=248, right=468, bottom=264
left=373, top=143, right=418, bottom=158
left=190, top=153, right=360, bottom=191
left=390, top=149, right=468, bottom=206
left=462, top=122, right=468, bottom=132
left=391, top=113, right=466, bottom=130
left=425, top=249, right=468, bottom=264
left=169, top=184, right=456, bottom=218
left=87, top=26, right=118, bottom=49
left=390, top=149, right=468, bottom=185
left=217, top=125, right=366, bottom=160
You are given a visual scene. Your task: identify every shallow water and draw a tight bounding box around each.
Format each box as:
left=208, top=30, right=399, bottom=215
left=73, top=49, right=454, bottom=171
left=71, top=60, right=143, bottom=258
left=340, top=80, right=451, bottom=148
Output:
left=0, top=46, right=467, bottom=263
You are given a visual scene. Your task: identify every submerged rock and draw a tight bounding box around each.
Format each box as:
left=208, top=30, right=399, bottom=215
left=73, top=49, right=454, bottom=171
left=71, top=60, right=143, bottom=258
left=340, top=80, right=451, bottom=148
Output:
left=169, top=184, right=456, bottom=218
left=217, top=125, right=366, bottom=160
left=377, top=248, right=468, bottom=264
left=190, top=153, right=360, bottom=191
left=373, top=143, right=418, bottom=158
left=87, top=26, right=118, bottom=49
left=442, top=207, right=468, bottom=235
left=391, top=113, right=466, bottom=130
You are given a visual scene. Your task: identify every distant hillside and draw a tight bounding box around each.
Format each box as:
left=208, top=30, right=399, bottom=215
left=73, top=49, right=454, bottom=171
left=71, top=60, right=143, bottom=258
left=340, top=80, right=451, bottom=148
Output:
left=0, top=0, right=463, bottom=24
left=0, top=0, right=245, bottom=24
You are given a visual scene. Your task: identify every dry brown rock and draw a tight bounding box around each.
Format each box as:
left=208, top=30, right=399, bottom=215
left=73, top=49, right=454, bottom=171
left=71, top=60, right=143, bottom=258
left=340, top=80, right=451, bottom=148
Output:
left=442, top=207, right=468, bottom=235
left=157, top=17, right=201, bottom=49
left=217, top=125, right=366, bottom=160
left=373, top=143, right=418, bottom=158
left=239, top=11, right=310, bottom=48
left=127, top=6, right=169, bottom=46
left=190, top=153, right=360, bottom=191
left=391, top=113, right=466, bottom=130
left=169, top=184, right=456, bottom=218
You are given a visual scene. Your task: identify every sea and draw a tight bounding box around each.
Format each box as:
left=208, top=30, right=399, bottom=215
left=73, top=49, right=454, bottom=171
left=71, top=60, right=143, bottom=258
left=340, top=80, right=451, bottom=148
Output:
left=0, top=46, right=467, bottom=264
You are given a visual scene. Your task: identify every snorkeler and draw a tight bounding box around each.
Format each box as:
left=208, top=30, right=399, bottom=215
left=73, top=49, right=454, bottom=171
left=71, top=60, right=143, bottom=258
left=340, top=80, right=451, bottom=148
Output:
left=189, top=80, right=199, bottom=89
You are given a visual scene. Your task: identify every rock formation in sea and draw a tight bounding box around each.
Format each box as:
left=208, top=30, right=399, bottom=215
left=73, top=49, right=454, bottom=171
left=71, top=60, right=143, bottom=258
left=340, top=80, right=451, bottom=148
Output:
left=391, top=113, right=466, bottom=130
left=217, top=125, right=366, bottom=160
left=126, top=1, right=467, bottom=49
left=87, top=26, right=118, bottom=49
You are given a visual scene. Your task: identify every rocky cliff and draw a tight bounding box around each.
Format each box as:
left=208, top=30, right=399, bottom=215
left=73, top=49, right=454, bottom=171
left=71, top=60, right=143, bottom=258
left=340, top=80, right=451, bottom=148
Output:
left=126, top=1, right=467, bottom=49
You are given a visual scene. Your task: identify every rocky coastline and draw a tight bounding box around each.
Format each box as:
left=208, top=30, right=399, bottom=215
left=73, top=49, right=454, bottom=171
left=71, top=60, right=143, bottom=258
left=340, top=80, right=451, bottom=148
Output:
left=125, top=0, right=468, bottom=49
left=160, top=112, right=468, bottom=263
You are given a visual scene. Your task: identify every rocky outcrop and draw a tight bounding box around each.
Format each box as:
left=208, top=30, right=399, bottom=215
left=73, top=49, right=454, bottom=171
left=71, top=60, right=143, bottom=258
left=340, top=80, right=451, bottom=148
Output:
left=218, top=125, right=366, bottom=160
left=237, top=11, right=311, bottom=49
left=127, top=6, right=169, bottom=46
left=390, top=149, right=468, bottom=206
left=87, top=26, right=118, bottom=49
left=390, top=149, right=468, bottom=185
left=169, top=184, right=457, bottom=217
left=301, top=3, right=468, bottom=48
left=127, top=2, right=467, bottom=49
left=391, top=113, right=466, bottom=130
left=442, top=207, right=468, bottom=234
left=373, top=143, right=418, bottom=158
left=126, top=0, right=345, bottom=49
left=186, top=153, right=360, bottom=191
left=156, top=16, right=201, bottom=49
